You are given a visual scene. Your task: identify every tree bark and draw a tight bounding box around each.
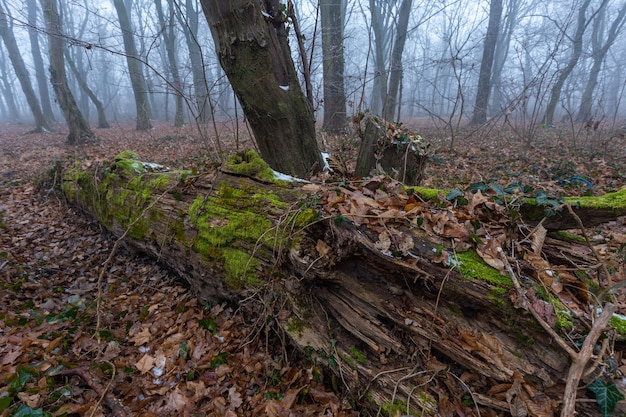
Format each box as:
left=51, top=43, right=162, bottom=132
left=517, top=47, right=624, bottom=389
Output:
left=40, top=0, right=95, bottom=144
left=57, top=151, right=626, bottom=416
left=26, top=0, right=56, bottom=125
left=575, top=1, right=626, bottom=123
left=64, top=50, right=110, bottom=129
left=0, top=2, right=48, bottom=131
left=155, top=0, right=184, bottom=128
left=321, top=0, right=347, bottom=133
left=382, top=0, right=412, bottom=122
left=470, top=0, right=502, bottom=125
left=200, top=0, right=323, bottom=178
left=176, top=0, right=212, bottom=124
left=544, top=0, right=596, bottom=127
left=113, top=0, right=152, bottom=131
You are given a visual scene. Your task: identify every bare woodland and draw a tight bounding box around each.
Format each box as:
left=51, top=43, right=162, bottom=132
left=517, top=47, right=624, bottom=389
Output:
left=2, top=0, right=626, bottom=416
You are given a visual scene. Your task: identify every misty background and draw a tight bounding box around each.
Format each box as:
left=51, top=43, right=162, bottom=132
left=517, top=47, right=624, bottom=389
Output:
left=1, top=0, right=625, bottom=140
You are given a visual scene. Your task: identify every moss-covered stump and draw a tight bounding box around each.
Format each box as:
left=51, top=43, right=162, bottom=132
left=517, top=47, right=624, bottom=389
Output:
left=57, top=151, right=622, bottom=416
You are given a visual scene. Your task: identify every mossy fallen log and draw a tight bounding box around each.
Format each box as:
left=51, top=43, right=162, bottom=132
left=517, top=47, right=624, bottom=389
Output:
left=57, top=151, right=623, bottom=416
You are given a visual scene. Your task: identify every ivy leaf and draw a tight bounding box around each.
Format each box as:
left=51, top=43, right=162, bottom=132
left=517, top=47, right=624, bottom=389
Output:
left=588, top=378, right=624, bottom=417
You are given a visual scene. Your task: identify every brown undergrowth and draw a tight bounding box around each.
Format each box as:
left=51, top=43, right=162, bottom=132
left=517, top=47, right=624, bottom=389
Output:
left=1, top=120, right=626, bottom=416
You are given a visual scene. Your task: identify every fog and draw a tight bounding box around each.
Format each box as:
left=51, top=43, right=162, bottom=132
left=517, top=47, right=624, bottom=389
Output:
left=1, top=0, right=625, bottom=133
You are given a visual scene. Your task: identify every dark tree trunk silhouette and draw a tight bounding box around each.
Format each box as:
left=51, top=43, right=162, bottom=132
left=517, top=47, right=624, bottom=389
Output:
left=40, top=0, right=95, bottom=144
left=200, top=0, right=323, bottom=177
left=0, top=2, right=48, bottom=131
left=471, top=0, right=503, bottom=125
left=113, top=0, right=152, bottom=131
left=64, top=51, right=110, bottom=129
left=26, top=0, right=56, bottom=125
left=383, top=0, right=412, bottom=122
left=576, top=1, right=626, bottom=122
left=320, top=0, right=346, bottom=133
left=544, top=0, right=597, bottom=126
left=176, top=0, right=211, bottom=124
left=155, top=0, right=184, bottom=127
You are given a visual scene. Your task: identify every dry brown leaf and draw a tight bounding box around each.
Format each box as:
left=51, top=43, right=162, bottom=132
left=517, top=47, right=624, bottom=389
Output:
left=135, top=354, right=155, bottom=374
left=228, top=386, right=242, bottom=408
left=316, top=239, right=331, bottom=257
left=531, top=223, right=547, bottom=255
left=374, top=230, right=391, bottom=252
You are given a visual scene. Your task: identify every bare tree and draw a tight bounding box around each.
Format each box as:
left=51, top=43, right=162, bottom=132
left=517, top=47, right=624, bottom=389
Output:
left=0, top=1, right=48, bottom=131
left=383, top=0, right=412, bottom=121
left=26, top=0, right=56, bottom=124
left=576, top=0, right=626, bottom=122
left=200, top=0, right=323, bottom=177
left=320, top=0, right=347, bottom=133
left=0, top=44, right=19, bottom=120
left=64, top=50, right=110, bottom=128
left=544, top=0, right=600, bottom=126
left=470, top=0, right=503, bottom=125
left=113, top=0, right=152, bottom=130
left=175, top=0, right=212, bottom=124
left=40, top=0, right=95, bottom=144
left=155, top=0, right=184, bottom=127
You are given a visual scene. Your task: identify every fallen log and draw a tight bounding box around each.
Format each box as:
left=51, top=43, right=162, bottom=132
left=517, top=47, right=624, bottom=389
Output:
left=57, top=150, right=625, bottom=416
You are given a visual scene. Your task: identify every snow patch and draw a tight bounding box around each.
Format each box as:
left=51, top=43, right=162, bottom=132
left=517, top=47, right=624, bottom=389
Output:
left=279, top=85, right=289, bottom=91
left=321, top=152, right=331, bottom=171
left=272, top=169, right=309, bottom=183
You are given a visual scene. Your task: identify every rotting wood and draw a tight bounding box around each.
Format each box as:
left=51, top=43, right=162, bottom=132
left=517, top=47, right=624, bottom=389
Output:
left=56, top=151, right=625, bottom=416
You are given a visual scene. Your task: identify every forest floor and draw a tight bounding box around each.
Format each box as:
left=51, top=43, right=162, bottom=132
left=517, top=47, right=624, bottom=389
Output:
left=1, top=120, right=626, bottom=416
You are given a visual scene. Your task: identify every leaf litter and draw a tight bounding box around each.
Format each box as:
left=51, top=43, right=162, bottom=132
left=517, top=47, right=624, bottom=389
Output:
left=1, top=122, right=626, bottom=416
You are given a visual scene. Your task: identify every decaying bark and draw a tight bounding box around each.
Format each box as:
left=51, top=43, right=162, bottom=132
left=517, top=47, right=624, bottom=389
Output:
left=58, top=151, right=625, bottom=416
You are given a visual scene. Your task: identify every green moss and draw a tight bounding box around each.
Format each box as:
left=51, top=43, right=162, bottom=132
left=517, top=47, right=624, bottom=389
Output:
left=556, top=309, right=574, bottom=331
left=222, top=248, right=260, bottom=288
left=168, top=218, right=187, bottom=242
left=223, top=150, right=278, bottom=183
left=379, top=399, right=422, bottom=417
left=147, top=175, right=170, bottom=189
left=553, top=230, right=586, bottom=243
left=452, top=250, right=511, bottom=288
left=348, top=346, right=367, bottom=364
left=610, top=314, right=626, bottom=335
left=406, top=186, right=442, bottom=201
left=286, top=316, right=307, bottom=336
left=564, top=188, right=626, bottom=209
left=115, top=150, right=140, bottom=160
left=291, top=208, right=319, bottom=228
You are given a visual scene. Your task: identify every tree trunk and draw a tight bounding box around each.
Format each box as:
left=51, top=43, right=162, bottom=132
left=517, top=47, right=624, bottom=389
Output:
left=26, top=0, right=56, bottom=125
left=382, top=0, right=412, bottom=122
left=321, top=0, right=347, bottom=133
left=64, top=51, right=110, bottom=129
left=575, top=2, right=626, bottom=123
left=177, top=0, right=212, bottom=124
left=155, top=0, right=184, bottom=128
left=544, top=0, right=595, bottom=127
left=470, top=0, right=502, bottom=125
left=368, top=0, right=387, bottom=117
left=57, top=151, right=626, bottom=416
left=0, top=2, right=48, bottom=132
left=40, top=0, right=95, bottom=144
left=0, top=55, right=20, bottom=120
left=113, top=0, right=152, bottom=131
left=200, top=0, right=323, bottom=177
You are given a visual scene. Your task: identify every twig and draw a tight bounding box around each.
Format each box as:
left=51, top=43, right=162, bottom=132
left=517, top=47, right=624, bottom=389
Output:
left=95, top=185, right=175, bottom=338
left=565, top=203, right=614, bottom=300
left=560, top=302, right=615, bottom=417
left=497, top=247, right=616, bottom=416
left=497, top=247, right=578, bottom=359
left=60, top=365, right=127, bottom=417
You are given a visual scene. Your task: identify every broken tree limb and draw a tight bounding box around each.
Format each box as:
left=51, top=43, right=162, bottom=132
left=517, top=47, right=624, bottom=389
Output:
left=57, top=151, right=624, bottom=416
